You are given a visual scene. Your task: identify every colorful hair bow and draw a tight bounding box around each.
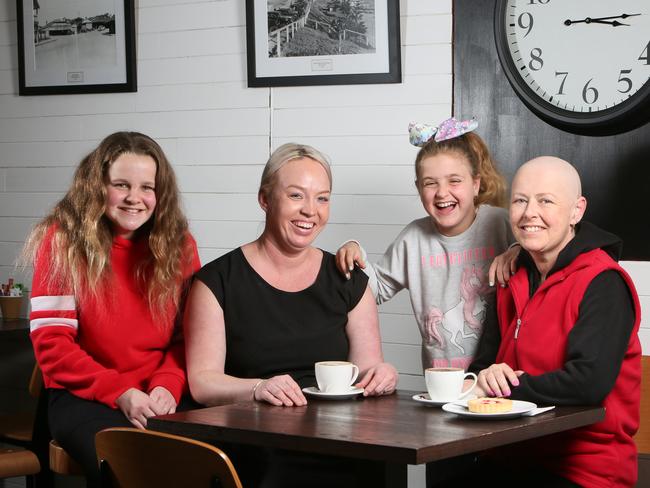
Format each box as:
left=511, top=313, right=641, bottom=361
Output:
left=408, top=117, right=479, bottom=147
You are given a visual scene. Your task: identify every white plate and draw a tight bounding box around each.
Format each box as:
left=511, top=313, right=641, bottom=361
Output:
left=302, top=386, right=364, bottom=400
left=442, top=399, right=537, bottom=419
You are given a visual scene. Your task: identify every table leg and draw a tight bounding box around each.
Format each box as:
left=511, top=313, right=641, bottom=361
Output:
left=355, top=460, right=407, bottom=488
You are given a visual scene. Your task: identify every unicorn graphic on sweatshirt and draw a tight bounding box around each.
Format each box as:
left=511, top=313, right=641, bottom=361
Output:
left=425, top=265, right=488, bottom=355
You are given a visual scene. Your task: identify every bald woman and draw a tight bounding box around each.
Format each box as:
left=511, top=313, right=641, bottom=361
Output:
left=455, top=157, right=641, bottom=488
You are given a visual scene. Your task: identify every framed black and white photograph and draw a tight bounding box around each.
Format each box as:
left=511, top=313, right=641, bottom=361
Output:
left=16, top=0, right=136, bottom=95
left=245, top=0, right=401, bottom=87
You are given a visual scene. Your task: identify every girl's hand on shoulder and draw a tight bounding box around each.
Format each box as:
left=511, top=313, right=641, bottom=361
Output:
left=149, top=386, right=177, bottom=415
left=356, top=362, right=398, bottom=396
left=335, top=241, right=365, bottom=280
left=488, top=244, right=520, bottom=287
left=477, top=363, right=524, bottom=398
left=253, top=375, right=307, bottom=407
left=116, top=388, right=158, bottom=429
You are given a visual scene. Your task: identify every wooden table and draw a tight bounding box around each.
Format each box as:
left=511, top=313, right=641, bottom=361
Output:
left=149, top=391, right=604, bottom=487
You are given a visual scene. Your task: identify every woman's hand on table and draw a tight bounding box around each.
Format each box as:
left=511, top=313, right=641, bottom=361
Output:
left=477, top=363, right=524, bottom=397
left=116, top=388, right=159, bottom=429
left=488, top=244, right=520, bottom=287
left=149, top=386, right=177, bottom=415
left=335, top=241, right=365, bottom=280
left=253, top=374, right=307, bottom=407
left=356, top=362, right=398, bottom=396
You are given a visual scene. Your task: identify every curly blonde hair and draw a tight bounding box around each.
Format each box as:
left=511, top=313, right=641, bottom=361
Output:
left=23, top=131, right=193, bottom=325
left=415, top=132, right=507, bottom=208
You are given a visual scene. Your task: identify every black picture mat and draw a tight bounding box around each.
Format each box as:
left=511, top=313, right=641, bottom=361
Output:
left=16, top=0, right=137, bottom=96
left=245, top=0, right=401, bottom=87
left=453, top=0, right=650, bottom=260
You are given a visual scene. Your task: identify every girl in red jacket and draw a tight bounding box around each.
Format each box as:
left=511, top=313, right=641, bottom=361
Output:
left=23, top=132, right=200, bottom=486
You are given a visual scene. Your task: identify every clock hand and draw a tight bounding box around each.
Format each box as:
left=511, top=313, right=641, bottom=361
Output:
left=564, top=13, right=640, bottom=26
left=590, top=19, right=629, bottom=27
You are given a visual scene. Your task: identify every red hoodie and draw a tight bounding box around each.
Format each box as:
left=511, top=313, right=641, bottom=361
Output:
left=30, top=227, right=200, bottom=408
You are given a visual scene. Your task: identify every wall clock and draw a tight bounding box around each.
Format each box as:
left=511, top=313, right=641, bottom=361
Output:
left=494, top=0, right=650, bottom=136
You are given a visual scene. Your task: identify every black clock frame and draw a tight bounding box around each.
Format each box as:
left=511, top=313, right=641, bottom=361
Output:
left=493, top=0, right=650, bottom=136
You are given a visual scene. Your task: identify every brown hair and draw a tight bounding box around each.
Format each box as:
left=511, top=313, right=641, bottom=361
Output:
left=414, top=132, right=507, bottom=207
left=22, top=131, right=192, bottom=326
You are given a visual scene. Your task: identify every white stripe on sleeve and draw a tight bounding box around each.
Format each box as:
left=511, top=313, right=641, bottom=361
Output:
left=31, top=295, right=76, bottom=312
left=30, top=317, right=78, bottom=332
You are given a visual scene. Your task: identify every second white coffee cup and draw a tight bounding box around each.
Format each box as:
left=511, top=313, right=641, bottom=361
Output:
left=315, top=361, right=359, bottom=393
left=425, top=367, right=477, bottom=402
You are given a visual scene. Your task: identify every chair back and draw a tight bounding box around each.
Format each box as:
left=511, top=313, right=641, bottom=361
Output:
left=637, top=355, right=650, bottom=454
left=95, top=427, right=243, bottom=488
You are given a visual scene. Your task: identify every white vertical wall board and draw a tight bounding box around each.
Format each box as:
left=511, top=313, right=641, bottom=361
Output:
left=0, top=0, right=15, bottom=22
left=273, top=135, right=418, bottom=166
left=189, top=220, right=265, bottom=249
left=176, top=165, right=263, bottom=193
left=0, top=69, right=16, bottom=95
left=0, top=116, right=84, bottom=143
left=622, top=261, right=650, bottom=295
left=403, top=44, right=452, bottom=75
left=331, top=165, right=418, bottom=195
left=380, top=313, right=423, bottom=345
left=138, top=26, right=245, bottom=60
left=74, top=108, right=270, bottom=140
left=138, top=1, right=244, bottom=34
left=402, top=14, right=453, bottom=45
left=138, top=54, right=246, bottom=86
left=640, top=329, right=650, bottom=355
left=401, top=0, right=453, bottom=16
left=0, top=93, right=137, bottom=118
left=173, top=136, right=270, bottom=166
left=384, top=343, right=424, bottom=375
left=273, top=74, right=452, bottom=108
left=0, top=194, right=60, bottom=218
left=0, top=140, right=98, bottom=166
left=0, top=242, right=23, bottom=266
left=273, top=105, right=450, bottom=137
left=135, top=82, right=268, bottom=113
left=0, top=218, right=39, bottom=242
left=5, top=167, right=75, bottom=193
left=0, top=45, right=16, bottom=69
left=183, top=193, right=263, bottom=221
left=0, top=19, right=16, bottom=46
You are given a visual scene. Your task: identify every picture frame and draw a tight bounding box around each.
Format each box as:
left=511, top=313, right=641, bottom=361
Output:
left=16, top=0, right=137, bottom=96
left=245, top=0, right=401, bottom=88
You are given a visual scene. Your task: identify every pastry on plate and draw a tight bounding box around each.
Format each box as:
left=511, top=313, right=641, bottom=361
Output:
left=467, top=397, right=513, bottom=413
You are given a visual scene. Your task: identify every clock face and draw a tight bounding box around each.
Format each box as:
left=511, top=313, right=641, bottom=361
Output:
left=495, top=0, right=650, bottom=135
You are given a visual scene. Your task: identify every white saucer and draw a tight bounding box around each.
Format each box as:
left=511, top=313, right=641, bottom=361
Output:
left=411, top=393, right=449, bottom=407
left=412, top=392, right=478, bottom=407
left=302, top=386, right=364, bottom=400
left=442, top=399, right=537, bottom=419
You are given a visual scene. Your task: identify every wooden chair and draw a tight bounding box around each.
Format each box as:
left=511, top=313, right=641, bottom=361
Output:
left=0, top=364, right=50, bottom=487
left=0, top=364, right=43, bottom=447
left=49, top=439, right=83, bottom=476
left=636, top=355, right=650, bottom=487
left=95, top=427, right=243, bottom=488
left=0, top=447, right=40, bottom=485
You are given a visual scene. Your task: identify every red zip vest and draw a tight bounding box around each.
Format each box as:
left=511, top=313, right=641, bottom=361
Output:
left=496, top=248, right=641, bottom=487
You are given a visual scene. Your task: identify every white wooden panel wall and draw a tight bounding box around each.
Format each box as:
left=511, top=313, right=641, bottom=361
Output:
left=0, top=0, right=648, bottom=453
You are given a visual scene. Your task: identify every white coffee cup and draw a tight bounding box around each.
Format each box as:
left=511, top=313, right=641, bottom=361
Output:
left=425, top=367, right=477, bottom=403
left=315, top=361, right=359, bottom=393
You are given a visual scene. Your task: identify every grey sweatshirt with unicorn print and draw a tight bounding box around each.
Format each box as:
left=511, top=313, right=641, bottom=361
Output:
left=362, top=205, right=513, bottom=371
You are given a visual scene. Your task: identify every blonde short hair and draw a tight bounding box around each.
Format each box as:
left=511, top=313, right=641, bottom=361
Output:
left=259, top=143, right=332, bottom=200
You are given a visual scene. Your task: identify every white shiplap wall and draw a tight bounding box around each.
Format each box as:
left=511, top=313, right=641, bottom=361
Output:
left=0, top=0, right=454, bottom=393
left=0, top=4, right=648, bottom=484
